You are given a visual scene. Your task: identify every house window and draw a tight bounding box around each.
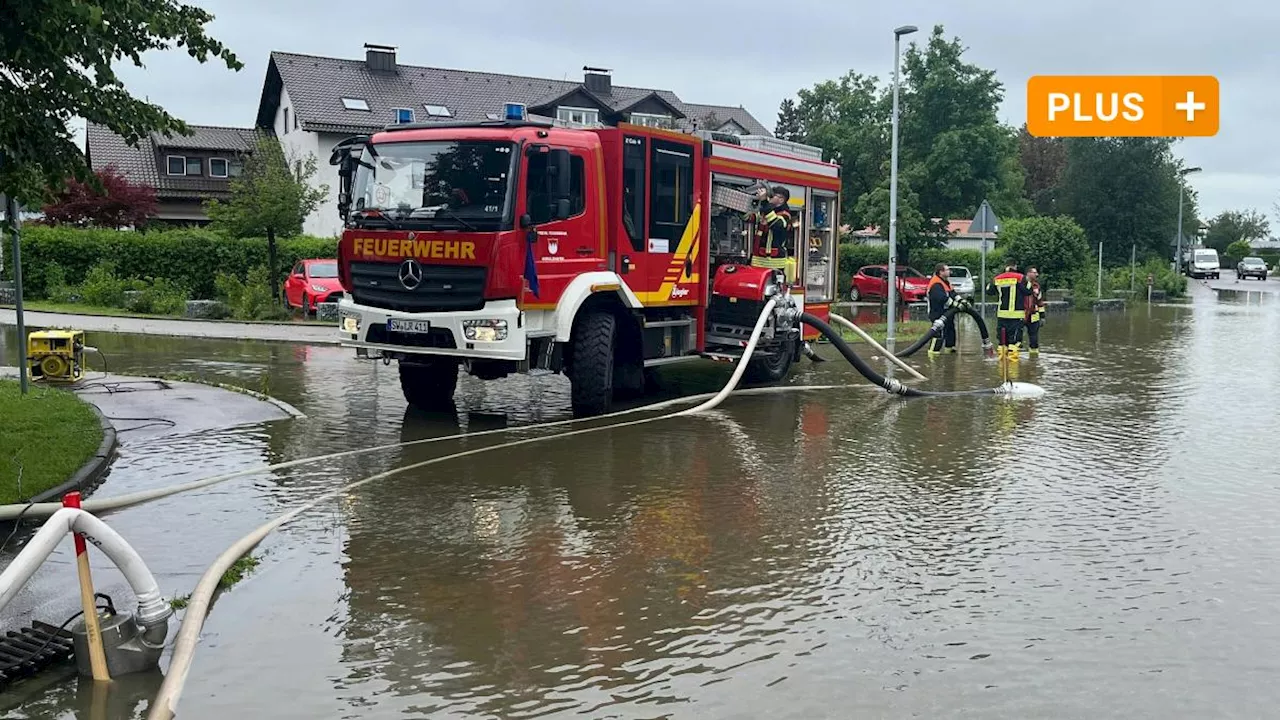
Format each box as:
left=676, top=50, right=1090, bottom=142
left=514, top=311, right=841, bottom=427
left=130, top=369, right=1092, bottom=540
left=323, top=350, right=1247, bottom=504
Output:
left=228, top=159, right=244, bottom=177
left=423, top=104, right=453, bottom=118
left=166, top=155, right=186, bottom=175
left=393, top=107, right=414, bottom=124
left=630, top=113, right=672, bottom=129
left=186, top=157, right=204, bottom=176
left=209, top=158, right=229, bottom=178
left=557, top=106, right=599, bottom=127
left=622, top=135, right=646, bottom=252
left=342, top=97, right=370, bottom=111
left=525, top=151, right=586, bottom=225
left=648, top=139, right=693, bottom=246
left=282, top=107, right=290, bottom=134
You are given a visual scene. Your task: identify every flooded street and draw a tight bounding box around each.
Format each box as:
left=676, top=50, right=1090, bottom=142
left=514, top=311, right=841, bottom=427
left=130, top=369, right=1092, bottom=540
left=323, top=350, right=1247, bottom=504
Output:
left=4, top=283, right=1280, bottom=719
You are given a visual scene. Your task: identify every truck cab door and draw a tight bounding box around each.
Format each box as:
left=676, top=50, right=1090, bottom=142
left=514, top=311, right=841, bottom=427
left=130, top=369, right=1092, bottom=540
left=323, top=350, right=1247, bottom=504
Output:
left=620, top=133, right=702, bottom=307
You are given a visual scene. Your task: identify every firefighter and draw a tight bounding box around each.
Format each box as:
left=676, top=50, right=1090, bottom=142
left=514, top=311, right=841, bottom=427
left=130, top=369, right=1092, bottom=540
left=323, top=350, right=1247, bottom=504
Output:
left=748, top=185, right=795, bottom=285
left=926, top=263, right=963, bottom=356
left=1022, top=266, right=1047, bottom=356
left=987, top=263, right=1027, bottom=361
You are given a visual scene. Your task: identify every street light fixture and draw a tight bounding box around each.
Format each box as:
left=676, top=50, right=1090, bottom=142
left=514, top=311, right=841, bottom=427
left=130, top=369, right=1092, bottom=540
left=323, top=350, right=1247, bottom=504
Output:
left=885, top=24, right=917, bottom=351
left=1175, top=166, right=1202, bottom=273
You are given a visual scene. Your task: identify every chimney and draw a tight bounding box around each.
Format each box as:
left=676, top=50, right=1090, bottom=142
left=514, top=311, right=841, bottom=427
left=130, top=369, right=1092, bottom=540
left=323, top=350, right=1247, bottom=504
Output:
left=583, top=65, right=612, bottom=95
left=365, top=43, right=397, bottom=74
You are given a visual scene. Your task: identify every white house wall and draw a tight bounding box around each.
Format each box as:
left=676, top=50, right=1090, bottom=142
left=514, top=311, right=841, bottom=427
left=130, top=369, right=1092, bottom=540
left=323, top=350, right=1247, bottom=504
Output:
left=270, top=86, right=345, bottom=238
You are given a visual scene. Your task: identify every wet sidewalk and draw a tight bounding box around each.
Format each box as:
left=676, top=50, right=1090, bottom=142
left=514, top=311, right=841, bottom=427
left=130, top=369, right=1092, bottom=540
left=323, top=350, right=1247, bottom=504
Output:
left=0, top=308, right=338, bottom=344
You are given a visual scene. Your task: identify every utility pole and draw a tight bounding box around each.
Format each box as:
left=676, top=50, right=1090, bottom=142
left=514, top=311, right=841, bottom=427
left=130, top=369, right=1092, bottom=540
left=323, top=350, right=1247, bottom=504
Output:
left=1175, top=166, right=1202, bottom=273
left=884, top=24, right=917, bottom=351
left=5, top=193, right=28, bottom=394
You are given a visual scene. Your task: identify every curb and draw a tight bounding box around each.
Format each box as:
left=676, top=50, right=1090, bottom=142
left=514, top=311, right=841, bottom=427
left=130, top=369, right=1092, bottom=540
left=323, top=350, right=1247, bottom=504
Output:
left=0, top=304, right=333, bottom=328
left=158, top=376, right=307, bottom=420
left=28, top=401, right=119, bottom=505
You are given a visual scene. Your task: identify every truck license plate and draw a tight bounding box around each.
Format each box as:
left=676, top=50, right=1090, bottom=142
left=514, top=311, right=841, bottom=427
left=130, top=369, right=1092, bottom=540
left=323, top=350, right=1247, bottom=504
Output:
left=388, top=319, right=431, bottom=334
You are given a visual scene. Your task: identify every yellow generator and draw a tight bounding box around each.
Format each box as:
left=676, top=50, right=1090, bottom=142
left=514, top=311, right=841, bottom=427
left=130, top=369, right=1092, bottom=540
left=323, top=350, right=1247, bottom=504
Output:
left=28, top=329, right=86, bottom=384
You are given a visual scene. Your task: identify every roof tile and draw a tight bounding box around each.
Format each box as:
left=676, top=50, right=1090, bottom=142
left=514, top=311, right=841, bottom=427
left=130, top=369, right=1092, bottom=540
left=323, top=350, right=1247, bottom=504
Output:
left=86, top=122, right=263, bottom=200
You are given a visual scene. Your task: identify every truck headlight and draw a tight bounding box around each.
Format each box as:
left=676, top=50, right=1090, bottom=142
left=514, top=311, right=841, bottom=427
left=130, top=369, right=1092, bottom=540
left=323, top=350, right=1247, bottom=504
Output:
left=340, top=312, right=361, bottom=334
left=462, top=319, right=508, bottom=342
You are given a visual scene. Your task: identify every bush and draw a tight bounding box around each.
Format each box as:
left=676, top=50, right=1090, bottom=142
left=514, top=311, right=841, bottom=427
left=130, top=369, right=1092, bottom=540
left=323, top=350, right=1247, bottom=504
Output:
left=1226, top=239, right=1253, bottom=260
left=78, top=261, right=128, bottom=307
left=999, top=216, right=1092, bottom=280
left=130, top=278, right=190, bottom=315
left=216, top=265, right=288, bottom=321
left=18, top=226, right=336, bottom=300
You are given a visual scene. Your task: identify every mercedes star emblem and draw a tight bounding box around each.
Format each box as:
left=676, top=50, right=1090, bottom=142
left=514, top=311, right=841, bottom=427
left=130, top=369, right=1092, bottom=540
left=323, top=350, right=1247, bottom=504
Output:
left=398, top=259, right=424, bottom=290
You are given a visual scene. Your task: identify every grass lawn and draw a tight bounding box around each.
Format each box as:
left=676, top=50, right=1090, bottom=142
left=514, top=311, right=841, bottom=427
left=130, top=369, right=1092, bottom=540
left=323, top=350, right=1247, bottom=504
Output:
left=3, top=300, right=331, bottom=325
left=837, top=320, right=932, bottom=345
left=0, top=379, right=103, bottom=505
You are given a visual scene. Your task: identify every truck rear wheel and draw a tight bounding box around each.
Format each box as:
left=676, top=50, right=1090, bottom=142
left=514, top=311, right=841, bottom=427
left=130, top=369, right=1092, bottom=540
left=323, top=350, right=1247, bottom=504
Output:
left=399, top=357, right=459, bottom=411
left=743, top=341, right=796, bottom=385
left=568, top=311, right=616, bottom=417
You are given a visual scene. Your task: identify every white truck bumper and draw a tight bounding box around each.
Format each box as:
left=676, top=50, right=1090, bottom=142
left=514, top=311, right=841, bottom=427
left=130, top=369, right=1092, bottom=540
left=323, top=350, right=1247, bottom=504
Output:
left=336, top=297, right=528, bottom=361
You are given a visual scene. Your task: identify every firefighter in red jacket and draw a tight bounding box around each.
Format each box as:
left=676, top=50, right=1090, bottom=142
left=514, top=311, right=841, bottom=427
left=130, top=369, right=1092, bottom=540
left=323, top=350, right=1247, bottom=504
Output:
left=1022, top=266, right=1047, bottom=356
left=987, top=263, right=1029, bottom=361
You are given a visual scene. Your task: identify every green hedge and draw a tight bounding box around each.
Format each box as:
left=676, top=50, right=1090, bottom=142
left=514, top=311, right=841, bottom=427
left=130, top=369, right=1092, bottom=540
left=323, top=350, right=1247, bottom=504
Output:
left=13, top=227, right=336, bottom=300
left=837, top=242, right=1007, bottom=294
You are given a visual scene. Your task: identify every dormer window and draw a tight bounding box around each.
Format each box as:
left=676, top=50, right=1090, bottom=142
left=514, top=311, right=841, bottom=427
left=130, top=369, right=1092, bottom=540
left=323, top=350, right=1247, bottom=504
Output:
left=166, top=155, right=204, bottom=176
left=423, top=104, right=453, bottom=118
left=209, top=158, right=229, bottom=178
left=393, top=107, right=414, bottom=124
left=557, top=106, right=599, bottom=126
left=630, top=112, right=672, bottom=129
left=342, top=97, right=370, bottom=111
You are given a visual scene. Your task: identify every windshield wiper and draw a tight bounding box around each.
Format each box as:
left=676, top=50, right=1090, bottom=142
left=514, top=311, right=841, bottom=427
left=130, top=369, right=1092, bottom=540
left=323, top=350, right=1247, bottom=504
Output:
left=437, top=207, right=477, bottom=231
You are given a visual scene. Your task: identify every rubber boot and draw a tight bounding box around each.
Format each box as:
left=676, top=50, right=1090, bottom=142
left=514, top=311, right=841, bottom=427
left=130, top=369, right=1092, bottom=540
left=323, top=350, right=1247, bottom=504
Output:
left=996, top=345, right=1007, bottom=359
left=946, top=347, right=958, bottom=354
left=1029, top=348, right=1039, bottom=357
left=1008, top=345, right=1020, bottom=362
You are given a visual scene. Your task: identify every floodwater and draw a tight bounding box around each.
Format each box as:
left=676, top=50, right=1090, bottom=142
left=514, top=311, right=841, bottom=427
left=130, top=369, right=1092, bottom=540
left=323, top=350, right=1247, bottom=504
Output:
left=3, top=282, right=1280, bottom=719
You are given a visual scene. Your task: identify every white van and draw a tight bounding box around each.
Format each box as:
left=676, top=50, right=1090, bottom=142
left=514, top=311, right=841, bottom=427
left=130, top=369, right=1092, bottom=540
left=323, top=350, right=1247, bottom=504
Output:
left=1188, top=248, right=1220, bottom=279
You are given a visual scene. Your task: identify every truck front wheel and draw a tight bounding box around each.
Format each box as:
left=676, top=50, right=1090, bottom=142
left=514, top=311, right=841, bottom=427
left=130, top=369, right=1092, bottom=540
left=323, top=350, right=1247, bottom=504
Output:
left=399, top=357, right=459, bottom=411
left=568, top=311, right=616, bottom=417
left=743, top=340, right=796, bottom=385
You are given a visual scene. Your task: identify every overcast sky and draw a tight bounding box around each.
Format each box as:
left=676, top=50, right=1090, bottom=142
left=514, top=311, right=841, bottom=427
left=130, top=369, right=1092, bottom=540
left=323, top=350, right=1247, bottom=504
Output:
left=102, top=0, right=1280, bottom=225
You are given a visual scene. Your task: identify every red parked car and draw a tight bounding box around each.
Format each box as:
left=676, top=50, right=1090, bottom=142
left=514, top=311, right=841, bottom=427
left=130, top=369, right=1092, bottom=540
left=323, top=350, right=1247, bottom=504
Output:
left=848, top=264, right=930, bottom=303
left=284, top=259, right=345, bottom=313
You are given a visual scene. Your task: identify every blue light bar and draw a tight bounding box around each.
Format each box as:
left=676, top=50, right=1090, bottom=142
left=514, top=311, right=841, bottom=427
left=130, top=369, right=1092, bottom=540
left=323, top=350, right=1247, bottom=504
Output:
left=504, top=103, right=527, bottom=121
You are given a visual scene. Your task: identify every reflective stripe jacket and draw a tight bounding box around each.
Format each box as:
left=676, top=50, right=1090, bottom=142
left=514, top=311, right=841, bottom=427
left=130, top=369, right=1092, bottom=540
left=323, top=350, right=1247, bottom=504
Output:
left=746, top=200, right=793, bottom=258
left=988, top=271, right=1026, bottom=319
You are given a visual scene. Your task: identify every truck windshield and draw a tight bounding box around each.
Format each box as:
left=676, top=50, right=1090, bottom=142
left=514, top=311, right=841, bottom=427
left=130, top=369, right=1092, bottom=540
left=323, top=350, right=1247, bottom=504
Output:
left=1195, top=251, right=1217, bottom=261
left=351, top=140, right=517, bottom=230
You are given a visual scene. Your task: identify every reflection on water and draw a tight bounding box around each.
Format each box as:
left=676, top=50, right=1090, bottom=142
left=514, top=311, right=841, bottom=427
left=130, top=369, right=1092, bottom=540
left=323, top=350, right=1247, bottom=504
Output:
left=5, top=288, right=1280, bottom=718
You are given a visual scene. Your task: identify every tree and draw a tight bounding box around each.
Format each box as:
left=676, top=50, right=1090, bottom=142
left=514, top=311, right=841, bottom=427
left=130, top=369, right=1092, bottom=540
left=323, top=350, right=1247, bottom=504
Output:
left=1017, top=125, right=1067, bottom=214
left=774, top=98, right=803, bottom=142
left=39, top=167, right=157, bottom=228
left=205, top=137, right=328, bottom=300
left=0, top=0, right=241, bottom=205
left=1054, top=137, right=1194, bottom=265
left=999, top=215, right=1092, bottom=282
left=1226, top=239, right=1254, bottom=259
left=1204, top=209, right=1269, bottom=254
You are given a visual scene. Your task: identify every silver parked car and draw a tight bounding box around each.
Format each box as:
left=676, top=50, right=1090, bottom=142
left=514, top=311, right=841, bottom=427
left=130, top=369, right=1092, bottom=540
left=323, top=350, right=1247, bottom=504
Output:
left=947, top=265, right=975, bottom=296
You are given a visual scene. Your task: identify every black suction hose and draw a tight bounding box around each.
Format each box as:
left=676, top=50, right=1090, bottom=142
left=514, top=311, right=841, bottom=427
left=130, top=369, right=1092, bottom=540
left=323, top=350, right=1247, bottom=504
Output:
left=895, top=305, right=992, bottom=358
left=799, top=312, right=999, bottom=397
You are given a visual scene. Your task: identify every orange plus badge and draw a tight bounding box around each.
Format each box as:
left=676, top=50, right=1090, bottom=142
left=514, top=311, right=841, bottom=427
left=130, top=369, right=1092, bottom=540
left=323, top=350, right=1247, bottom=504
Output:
left=1027, top=75, right=1219, bottom=137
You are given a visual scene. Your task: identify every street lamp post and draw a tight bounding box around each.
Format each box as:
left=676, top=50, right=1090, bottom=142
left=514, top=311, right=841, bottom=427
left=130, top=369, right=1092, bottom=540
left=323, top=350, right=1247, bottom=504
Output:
left=1175, top=166, right=1202, bottom=273
left=885, top=24, right=917, bottom=351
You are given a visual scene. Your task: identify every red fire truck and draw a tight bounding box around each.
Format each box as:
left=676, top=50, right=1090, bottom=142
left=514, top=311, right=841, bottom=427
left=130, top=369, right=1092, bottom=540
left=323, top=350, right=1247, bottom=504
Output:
left=330, top=107, right=840, bottom=417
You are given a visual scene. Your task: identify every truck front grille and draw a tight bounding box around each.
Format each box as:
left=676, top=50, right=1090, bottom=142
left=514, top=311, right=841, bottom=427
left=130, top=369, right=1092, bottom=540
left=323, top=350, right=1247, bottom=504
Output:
left=349, top=262, right=487, bottom=313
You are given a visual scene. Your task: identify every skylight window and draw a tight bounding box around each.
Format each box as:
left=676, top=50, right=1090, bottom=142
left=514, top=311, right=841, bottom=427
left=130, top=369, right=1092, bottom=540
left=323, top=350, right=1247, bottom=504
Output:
left=423, top=104, right=453, bottom=118
left=342, top=97, right=370, bottom=111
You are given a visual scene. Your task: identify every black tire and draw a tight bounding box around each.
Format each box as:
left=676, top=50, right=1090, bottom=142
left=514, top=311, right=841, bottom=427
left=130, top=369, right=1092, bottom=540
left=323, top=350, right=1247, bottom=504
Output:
left=568, top=312, right=616, bottom=417
left=744, top=341, right=796, bottom=384
left=613, top=357, right=645, bottom=400
left=398, top=357, right=459, bottom=411
left=849, top=286, right=860, bottom=302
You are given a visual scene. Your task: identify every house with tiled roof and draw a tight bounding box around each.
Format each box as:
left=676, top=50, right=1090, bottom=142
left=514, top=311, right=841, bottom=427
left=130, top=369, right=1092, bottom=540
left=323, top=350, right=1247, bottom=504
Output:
left=84, top=122, right=263, bottom=226
left=850, top=219, right=999, bottom=252
left=255, top=44, right=774, bottom=237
